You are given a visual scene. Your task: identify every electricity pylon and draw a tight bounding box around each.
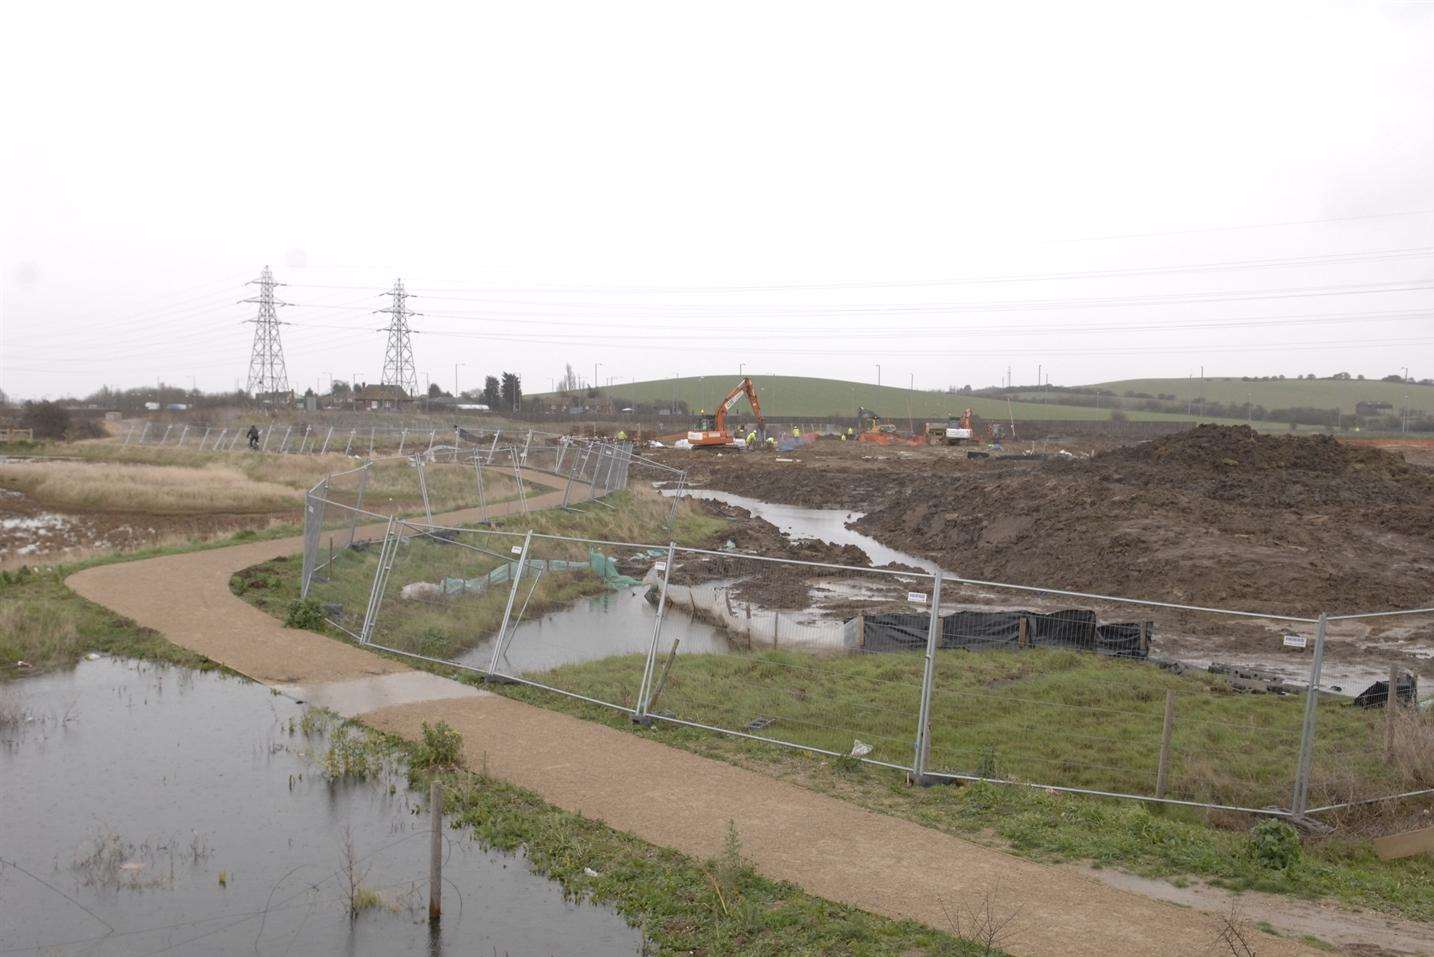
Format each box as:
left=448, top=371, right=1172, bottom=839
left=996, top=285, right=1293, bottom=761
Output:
left=243, top=266, right=292, bottom=401
left=376, top=278, right=419, bottom=397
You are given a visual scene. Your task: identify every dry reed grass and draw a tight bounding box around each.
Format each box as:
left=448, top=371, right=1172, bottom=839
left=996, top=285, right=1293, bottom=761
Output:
left=0, top=460, right=304, bottom=513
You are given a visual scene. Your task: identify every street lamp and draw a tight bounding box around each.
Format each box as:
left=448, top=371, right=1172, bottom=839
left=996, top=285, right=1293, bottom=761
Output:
left=454, top=362, right=465, bottom=399
left=874, top=364, right=881, bottom=386
left=594, top=362, right=602, bottom=393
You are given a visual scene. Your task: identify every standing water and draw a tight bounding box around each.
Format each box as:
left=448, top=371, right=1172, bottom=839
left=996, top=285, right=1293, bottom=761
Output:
left=0, top=657, right=643, bottom=956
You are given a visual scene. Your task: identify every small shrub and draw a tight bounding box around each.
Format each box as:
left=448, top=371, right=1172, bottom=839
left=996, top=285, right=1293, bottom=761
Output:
left=1250, top=818, right=1300, bottom=870
left=284, top=598, right=324, bottom=630
left=413, top=721, right=462, bottom=769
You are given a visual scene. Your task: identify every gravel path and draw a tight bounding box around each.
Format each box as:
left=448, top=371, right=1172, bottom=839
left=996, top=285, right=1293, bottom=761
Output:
left=66, top=470, right=1319, bottom=957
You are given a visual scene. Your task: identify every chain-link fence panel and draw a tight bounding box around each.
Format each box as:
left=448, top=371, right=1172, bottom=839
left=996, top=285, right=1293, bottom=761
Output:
left=922, top=580, right=1319, bottom=812
left=477, top=532, right=672, bottom=710
left=1302, top=608, right=1434, bottom=816
left=631, top=547, right=934, bottom=770
left=361, top=521, right=530, bottom=665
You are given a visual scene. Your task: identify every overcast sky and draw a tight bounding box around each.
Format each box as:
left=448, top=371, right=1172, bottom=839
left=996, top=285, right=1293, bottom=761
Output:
left=3, top=0, right=1433, bottom=400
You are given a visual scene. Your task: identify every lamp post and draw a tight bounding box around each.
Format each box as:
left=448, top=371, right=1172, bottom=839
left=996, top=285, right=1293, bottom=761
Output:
left=875, top=364, right=881, bottom=386
left=594, top=362, right=602, bottom=394
left=454, top=362, right=465, bottom=399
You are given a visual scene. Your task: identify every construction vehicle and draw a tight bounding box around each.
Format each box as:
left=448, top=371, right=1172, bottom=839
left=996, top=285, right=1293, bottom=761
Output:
left=687, top=377, right=764, bottom=448
left=925, top=408, right=976, bottom=446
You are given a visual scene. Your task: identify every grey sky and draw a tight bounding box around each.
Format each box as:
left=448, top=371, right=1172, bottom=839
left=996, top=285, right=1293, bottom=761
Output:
left=3, top=0, right=1433, bottom=400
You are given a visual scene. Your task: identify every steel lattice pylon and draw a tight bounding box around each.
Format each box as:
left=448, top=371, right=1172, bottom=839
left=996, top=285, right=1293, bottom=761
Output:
left=376, top=278, right=419, bottom=397
left=242, top=265, right=292, bottom=401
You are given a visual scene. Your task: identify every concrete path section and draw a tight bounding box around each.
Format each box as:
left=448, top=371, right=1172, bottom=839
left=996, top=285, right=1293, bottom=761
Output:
left=66, top=469, right=1320, bottom=957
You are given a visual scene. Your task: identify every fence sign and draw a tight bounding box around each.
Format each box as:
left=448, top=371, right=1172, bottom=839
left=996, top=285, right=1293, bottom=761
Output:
left=654, top=561, right=667, bottom=572
left=510, top=546, right=523, bottom=555
left=907, top=591, right=927, bottom=604
left=1282, top=633, right=1307, bottom=649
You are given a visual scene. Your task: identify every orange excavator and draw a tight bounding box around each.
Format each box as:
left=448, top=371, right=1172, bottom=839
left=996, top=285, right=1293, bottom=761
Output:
left=688, top=377, right=764, bottom=448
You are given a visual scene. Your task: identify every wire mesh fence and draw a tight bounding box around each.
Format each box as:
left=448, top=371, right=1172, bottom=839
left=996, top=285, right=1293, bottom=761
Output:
left=292, top=446, right=1433, bottom=820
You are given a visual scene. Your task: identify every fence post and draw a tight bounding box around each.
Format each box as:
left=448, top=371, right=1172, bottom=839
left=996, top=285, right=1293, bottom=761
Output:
left=321, top=426, right=334, bottom=455
left=429, top=779, right=443, bottom=922
left=1291, top=612, right=1329, bottom=816
left=347, top=463, right=371, bottom=547
left=359, top=517, right=399, bottom=644
left=300, top=480, right=327, bottom=598
left=510, top=448, right=529, bottom=513
left=177, top=425, right=189, bottom=446
left=415, top=457, right=433, bottom=523
left=299, top=425, right=311, bottom=453
left=486, top=530, right=534, bottom=677
left=1386, top=662, right=1400, bottom=761
left=123, top=423, right=136, bottom=445
left=160, top=424, right=173, bottom=446
left=488, top=432, right=500, bottom=464
left=473, top=457, right=488, bottom=514
left=555, top=440, right=567, bottom=475
left=634, top=542, right=677, bottom=723
left=522, top=429, right=532, bottom=465
left=1155, top=689, right=1176, bottom=798
left=398, top=428, right=407, bottom=454
left=198, top=426, right=211, bottom=450
left=910, top=572, right=944, bottom=785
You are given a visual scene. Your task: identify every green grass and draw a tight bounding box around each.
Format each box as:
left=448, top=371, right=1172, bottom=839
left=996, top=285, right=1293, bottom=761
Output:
left=534, top=374, right=1244, bottom=423
left=513, top=646, right=1408, bottom=812
left=0, top=567, right=217, bottom=677
left=1091, top=376, right=1434, bottom=417
left=494, top=670, right=1434, bottom=924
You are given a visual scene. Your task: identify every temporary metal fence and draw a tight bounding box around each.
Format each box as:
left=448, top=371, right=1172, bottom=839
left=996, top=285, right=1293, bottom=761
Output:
left=120, top=420, right=579, bottom=457
left=291, top=491, right=1434, bottom=821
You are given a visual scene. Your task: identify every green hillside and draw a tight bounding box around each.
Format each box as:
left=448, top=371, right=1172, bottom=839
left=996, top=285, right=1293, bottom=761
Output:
left=1090, top=377, right=1434, bottom=415
left=539, top=375, right=1236, bottom=423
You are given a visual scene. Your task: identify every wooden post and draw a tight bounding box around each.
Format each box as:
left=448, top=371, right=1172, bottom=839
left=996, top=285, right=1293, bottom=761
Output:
left=1386, top=663, right=1400, bottom=762
left=1017, top=616, right=1029, bottom=650
left=773, top=609, right=779, bottom=647
left=856, top=613, right=865, bottom=650
left=429, top=779, right=443, bottom=922
left=1139, top=621, right=1149, bottom=655
left=1155, top=690, right=1176, bottom=799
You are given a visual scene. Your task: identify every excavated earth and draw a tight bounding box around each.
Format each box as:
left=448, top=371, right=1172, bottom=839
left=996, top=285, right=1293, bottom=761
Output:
left=660, top=427, right=1434, bottom=619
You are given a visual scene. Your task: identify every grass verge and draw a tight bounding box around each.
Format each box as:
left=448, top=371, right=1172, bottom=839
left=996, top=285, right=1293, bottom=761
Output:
left=316, top=712, right=995, bottom=954
left=0, top=567, right=216, bottom=677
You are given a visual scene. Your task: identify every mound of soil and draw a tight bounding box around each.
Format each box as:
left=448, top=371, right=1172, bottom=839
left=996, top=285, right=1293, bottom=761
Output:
left=856, top=426, right=1434, bottom=615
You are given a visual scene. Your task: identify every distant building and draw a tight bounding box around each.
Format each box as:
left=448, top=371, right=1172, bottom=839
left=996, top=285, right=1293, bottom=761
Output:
left=1356, top=401, right=1394, bottom=416
left=351, top=383, right=412, bottom=411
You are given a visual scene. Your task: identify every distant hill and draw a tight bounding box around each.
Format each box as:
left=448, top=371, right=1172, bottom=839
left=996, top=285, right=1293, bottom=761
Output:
left=533, top=374, right=1233, bottom=423
left=1089, top=377, right=1434, bottom=416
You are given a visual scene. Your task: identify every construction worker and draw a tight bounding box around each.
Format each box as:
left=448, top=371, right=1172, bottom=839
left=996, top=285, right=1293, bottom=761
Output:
left=246, top=425, right=260, bottom=450
left=765, top=435, right=776, bottom=450
left=616, top=429, right=627, bottom=441
left=746, top=429, right=757, bottom=449
left=791, top=425, right=800, bottom=438
left=846, top=426, right=854, bottom=441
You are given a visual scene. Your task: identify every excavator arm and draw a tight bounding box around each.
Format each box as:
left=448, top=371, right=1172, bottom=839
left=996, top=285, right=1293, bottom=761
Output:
left=714, top=377, right=763, bottom=433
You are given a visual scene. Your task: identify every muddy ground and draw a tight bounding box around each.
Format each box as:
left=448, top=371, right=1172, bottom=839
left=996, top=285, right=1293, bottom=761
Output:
left=656, top=427, right=1434, bottom=679
left=0, top=487, right=290, bottom=568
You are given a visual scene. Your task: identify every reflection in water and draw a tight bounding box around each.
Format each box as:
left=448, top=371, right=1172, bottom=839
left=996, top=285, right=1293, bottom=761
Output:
left=459, top=585, right=732, bottom=674
left=670, top=488, right=947, bottom=573
left=0, top=658, right=642, bottom=956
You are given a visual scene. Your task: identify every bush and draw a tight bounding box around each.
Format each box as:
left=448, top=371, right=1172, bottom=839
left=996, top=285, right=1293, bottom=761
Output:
left=1250, top=818, right=1301, bottom=870
left=284, top=598, right=325, bottom=630
left=413, top=721, right=462, bottom=769
left=19, top=401, right=71, bottom=440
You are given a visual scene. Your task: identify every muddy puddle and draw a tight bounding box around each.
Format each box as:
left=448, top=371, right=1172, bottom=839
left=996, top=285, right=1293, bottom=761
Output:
left=457, top=584, right=732, bottom=674
left=0, top=657, right=642, bottom=955
left=671, top=488, right=945, bottom=573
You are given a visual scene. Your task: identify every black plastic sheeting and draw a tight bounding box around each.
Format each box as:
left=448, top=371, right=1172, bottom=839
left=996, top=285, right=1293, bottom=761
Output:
left=860, top=609, right=1151, bottom=659
left=1353, top=673, right=1419, bottom=709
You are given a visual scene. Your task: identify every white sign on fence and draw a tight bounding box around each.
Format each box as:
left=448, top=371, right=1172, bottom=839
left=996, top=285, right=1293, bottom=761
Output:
left=655, top=561, right=667, bottom=572
left=1282, top=634, right=1308, bottom=649
left=907, top=591, right=927, bottom=604
left=510, top=546, right=523, bottom=555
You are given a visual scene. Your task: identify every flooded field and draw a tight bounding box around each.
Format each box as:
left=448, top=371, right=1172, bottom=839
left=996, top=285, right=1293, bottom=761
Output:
left=0, top=658, right=642, bottom=956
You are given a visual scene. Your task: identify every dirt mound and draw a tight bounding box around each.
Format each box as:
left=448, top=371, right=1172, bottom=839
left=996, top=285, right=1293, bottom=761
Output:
left=1083, top=425, right=1424, bottom=509
left=856, top=427, right=1434, bottom=615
